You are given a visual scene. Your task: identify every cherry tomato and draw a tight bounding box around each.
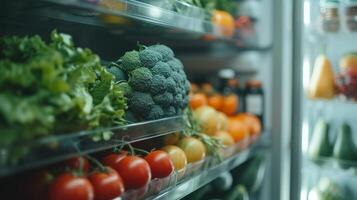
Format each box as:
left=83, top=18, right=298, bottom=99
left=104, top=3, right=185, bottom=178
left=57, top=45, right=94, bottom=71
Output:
left=89, top=167, right=125, bottom=200
left=117, top=156, right=151, bottom=189
left=144, top=150, right=174, bottom=179
left=102, top=151, right=128, bottom=170
left=49, top=173, right=94, bottom=200
left=65, top=156, right=90, bottom=173
left=161, top=145, right=187, bottom=171
left=178, top=137, right=206, bottom=163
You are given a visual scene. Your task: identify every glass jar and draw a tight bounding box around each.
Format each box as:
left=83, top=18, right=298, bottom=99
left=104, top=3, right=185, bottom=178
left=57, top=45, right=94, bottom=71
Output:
left=345, top=0, right=357, bottom=31
left=320, top=0, right=340, bottom=32
left=245, top=80, right=264, bottom=127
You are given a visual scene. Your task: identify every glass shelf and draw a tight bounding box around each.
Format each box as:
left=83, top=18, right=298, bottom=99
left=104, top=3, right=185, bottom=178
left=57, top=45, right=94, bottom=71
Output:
left=304, top=156, right=357, bottom=176
left=38, top=0, right=228, bottom=39
left=146, top=133, right=269, bottom=200
left=0, top=116, right=184, bottom=177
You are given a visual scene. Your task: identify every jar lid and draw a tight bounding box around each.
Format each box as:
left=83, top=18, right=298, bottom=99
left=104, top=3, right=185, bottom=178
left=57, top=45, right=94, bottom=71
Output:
left=227, top=79, right=240, bottom=87
left=246, top=80, right=262, bottom=88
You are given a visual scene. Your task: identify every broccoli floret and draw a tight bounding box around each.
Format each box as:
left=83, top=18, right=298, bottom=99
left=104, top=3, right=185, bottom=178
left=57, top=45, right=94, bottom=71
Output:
left=107, top=66, right=127, bottom=81
left=148, top=44, right=174, bottom=62
left=184, top=80, right=191, bottom=94
left=153, top=92, right=173, bottom=107
left=166, top=77, right=176, bottom=94
left=147, top=105, right=164, bottom=120
left=121, top=50, right=141, bottom=72
left=128, top=92, right=154, bottom=114
left=117, top=82, right=133, bottom=97
left=163, top=106, right=176, bottom=117
left=173, top=93, right=183, bottom=107
left=182, top=95, right=189, bottom=108
left=151, top=61, right=171, bottom=78
left=167, top=58, right=183, bottom=72
left=171, top=71, right=182, bottom=85
left=139, top=49, right=162, bottom=68
left=128, top=67, right=152, bottom=92
left=150, top=75, right=167, bottom=95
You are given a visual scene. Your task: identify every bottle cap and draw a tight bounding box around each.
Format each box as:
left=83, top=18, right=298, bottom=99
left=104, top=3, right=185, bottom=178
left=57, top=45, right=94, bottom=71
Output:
left=246, top=80, right=262, bottom=88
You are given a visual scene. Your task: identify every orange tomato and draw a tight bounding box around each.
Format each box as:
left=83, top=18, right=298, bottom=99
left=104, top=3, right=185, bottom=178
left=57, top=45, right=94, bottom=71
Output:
left=178, top=137, right=206, bottom=163
left=164, top=132, right=180, bottom=145
left=235, top=113, right=262, bottom=136
left=201, top=83, right=214, bottom=95
left=211, top=10, right=235, bottom=37
left=190, top=93, right=207, bottom=110
left=227, top=118, right=249, bottom=142
left=214, top=131, right=235, bottom=147
left=221, top=94, right=239, bottom=116
left=208, top=94, right=224, bottom=111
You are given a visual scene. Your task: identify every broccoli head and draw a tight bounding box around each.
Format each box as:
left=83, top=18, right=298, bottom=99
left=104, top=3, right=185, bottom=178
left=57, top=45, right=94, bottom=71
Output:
left=151, top=61, right=171, bottom=78
left=128, top=92, right=154, bottom=114
left=150, top=75, right=167, bottom=95
left=147, top=105, right=164, bottom=120
left=167, top=58, right=183, bottom=72
left=139, top=49, right=162, bottom=68
left=148, top=44, right=174, bottom=62
left=153, top=92, right=173, bottom=107
left=121, top=50, right=141, bottom=72
left=117, top=82, right=133, bottom=97
left=107, top=66, right=127, bottom=82
left=163, top=106, right=176, bottom=117
left=128, top=67, right=152, bottom=92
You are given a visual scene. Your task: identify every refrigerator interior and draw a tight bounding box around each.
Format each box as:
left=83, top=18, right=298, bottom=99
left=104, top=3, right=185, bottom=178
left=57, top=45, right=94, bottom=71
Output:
left=0, top=0, right=295, bottom=200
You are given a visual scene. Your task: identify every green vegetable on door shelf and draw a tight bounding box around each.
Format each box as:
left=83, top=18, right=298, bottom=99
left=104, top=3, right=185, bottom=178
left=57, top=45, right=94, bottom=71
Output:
left=333, top=123, right=357, bottom=168
left=308, top=119, right=333, bottom=161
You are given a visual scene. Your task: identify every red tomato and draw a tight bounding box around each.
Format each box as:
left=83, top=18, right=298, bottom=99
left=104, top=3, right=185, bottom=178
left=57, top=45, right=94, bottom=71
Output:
left=89, top=167, right=125, bottom=200
left=144, top=150, right=174, bottom=179
left=65, top=156, right=90, bottom=173
left=102, top=151, right=128, bottom=170
left=48, top=173, right=94, bottom=200
left=117, top=156, right=151, bottom=189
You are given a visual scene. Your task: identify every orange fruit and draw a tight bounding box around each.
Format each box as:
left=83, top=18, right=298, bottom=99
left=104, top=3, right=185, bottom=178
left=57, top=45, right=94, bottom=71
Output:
left=227, top=118, right=249, bottom=142
left=214, top=131, right=235, bottom=147
left=211, top=10, right=235, bottom=37
left=190, top=93, right=207, bottom=110
left=208, top=94, right=224, bottom=111
left=201, top=83, right=214, bottom=95
left=235, top=113, right=262, bottom=136
left=221, top=94, right=239, bottom=116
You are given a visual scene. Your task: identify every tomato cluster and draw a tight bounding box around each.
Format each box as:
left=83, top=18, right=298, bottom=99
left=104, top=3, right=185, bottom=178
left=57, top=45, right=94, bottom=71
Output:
left=39, top=148, right=175, bottom=200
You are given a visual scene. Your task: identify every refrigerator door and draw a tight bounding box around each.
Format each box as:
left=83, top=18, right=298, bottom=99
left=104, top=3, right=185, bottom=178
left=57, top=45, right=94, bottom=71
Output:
left=292, top=0, right=357, bottom=200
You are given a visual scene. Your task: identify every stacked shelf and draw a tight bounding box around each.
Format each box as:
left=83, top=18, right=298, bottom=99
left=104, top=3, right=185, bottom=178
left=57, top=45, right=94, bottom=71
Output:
left=149, top=133, right=269, bottom=200
left=0, top=116, right=184, bottom=177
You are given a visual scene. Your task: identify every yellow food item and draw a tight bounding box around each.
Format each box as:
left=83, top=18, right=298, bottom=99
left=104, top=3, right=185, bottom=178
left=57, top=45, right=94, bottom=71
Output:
left=340, top=53, right=357, bottom=72
left=178, top=137, right=206, bottom=163
left=193, top=106, right=219, bottom=135
left=309, top=55, right=336, bottom=99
